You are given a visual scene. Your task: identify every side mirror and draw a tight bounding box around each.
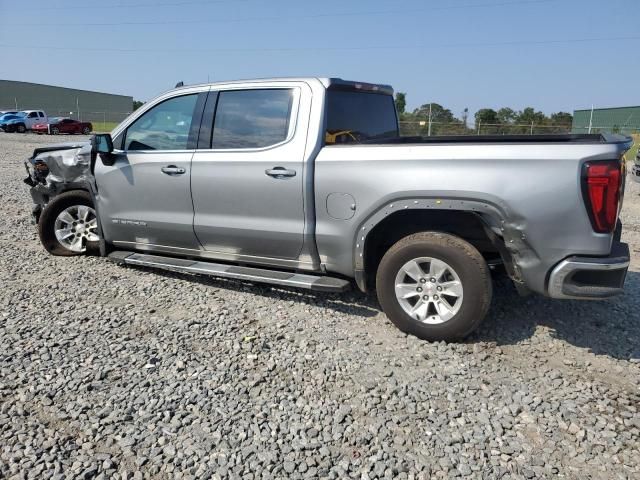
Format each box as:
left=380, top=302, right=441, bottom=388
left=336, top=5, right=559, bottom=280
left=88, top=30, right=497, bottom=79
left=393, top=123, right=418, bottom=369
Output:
left=91, top=134, right=116, bottom=166
left=92, top=133, right=114, bottom=154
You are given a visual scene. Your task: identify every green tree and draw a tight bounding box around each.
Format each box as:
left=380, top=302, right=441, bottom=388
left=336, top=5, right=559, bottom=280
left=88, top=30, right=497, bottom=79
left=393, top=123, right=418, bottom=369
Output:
left=395, top=92, right=407, bottom=115
left=413, top=103, right=456, bottom=124
left=550, top=112, right=573, bottom=126
left=475, top=108, right=499, bottom=126
left=475, top=109, right=499, bottom=134
left=133, top=100, right=145, bottom=111
left=517, top=107, right=547, bottom=125
left=497, top=107, right=516, bottom=125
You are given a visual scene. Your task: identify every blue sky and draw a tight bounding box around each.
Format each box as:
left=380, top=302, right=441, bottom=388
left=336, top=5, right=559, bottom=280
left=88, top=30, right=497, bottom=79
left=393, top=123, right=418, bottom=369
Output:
left=0, top=0, right=638, bottom=118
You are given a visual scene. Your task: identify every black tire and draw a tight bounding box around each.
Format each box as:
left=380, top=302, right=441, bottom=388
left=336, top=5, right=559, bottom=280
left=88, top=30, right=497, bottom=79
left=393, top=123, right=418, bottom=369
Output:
left=51, top=126, right=60, bottom=135
left=38, top=190, right=99, bottom=256
left=5, top=124, right=16, bottom=133
left=376, top=232, right=492, bottom=342
left=16, top=123, right=26, bottom=133
left=82, top=126, right=91, bottom=134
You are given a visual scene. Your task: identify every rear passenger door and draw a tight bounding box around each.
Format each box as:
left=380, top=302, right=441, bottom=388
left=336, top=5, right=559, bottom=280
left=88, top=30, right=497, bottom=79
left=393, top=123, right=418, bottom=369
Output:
left=191, top=84, right=309, bottom=262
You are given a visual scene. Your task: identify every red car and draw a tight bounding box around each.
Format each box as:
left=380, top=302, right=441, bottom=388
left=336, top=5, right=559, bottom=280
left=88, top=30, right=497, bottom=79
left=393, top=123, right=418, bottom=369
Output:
left=33, top=118, right=93, bottom=135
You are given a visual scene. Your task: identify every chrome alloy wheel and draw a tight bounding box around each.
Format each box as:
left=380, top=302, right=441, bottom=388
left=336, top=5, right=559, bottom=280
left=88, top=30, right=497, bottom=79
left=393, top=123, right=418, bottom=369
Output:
left=54, top=205, right=99, bottom=253
left=394, top=257, right=464, bottom=324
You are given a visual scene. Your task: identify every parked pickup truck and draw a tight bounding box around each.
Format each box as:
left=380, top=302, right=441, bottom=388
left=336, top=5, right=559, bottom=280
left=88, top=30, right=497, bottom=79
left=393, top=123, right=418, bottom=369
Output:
left=2, top=110, right=48, bottom=133
left=24, top=78, right=632, bottom=341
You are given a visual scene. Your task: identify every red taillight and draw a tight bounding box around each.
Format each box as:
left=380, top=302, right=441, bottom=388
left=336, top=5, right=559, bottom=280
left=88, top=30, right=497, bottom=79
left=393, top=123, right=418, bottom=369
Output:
left=583, top=160, right=622, bottom=233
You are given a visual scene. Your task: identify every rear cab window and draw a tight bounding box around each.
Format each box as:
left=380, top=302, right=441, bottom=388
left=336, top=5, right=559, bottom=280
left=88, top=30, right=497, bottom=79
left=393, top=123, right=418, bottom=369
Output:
left=325, top=89, right=399, bottom=145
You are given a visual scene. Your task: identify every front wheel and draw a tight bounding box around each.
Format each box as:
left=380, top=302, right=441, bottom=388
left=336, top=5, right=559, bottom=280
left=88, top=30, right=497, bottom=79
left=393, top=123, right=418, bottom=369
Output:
left=376, top=232, right=492, bottom=342
left=51, top=126, right=60, bottom=135
left=38, top=190, right=100, bottom=256
left=82, top=126, right=91, bottom=134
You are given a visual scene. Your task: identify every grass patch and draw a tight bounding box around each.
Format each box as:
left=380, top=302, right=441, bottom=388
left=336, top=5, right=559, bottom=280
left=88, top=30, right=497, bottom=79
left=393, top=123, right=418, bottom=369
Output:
left=626, top=134, right=639, bottom=161
left=91, top=122, right=120, bottom=133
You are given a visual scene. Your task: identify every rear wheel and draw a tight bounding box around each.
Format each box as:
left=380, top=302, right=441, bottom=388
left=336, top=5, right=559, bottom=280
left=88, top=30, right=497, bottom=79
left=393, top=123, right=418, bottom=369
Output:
left=38, top=190, right=99, bottom=256
left=376, top=232, right=492, bottom=342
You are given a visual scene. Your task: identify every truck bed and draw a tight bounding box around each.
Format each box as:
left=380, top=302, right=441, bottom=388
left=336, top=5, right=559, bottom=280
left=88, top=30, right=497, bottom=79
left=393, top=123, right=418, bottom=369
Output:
left=365, top=133, right=631, bottom=145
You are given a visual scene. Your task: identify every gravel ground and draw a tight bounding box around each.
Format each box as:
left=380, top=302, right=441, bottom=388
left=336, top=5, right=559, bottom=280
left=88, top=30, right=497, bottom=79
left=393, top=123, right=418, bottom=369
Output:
left=0, top=133, right=638, bottom=480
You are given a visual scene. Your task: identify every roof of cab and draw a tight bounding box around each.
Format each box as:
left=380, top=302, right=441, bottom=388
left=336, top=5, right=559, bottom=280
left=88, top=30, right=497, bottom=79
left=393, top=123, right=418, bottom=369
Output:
left=171, top=77, right=394, bottom=96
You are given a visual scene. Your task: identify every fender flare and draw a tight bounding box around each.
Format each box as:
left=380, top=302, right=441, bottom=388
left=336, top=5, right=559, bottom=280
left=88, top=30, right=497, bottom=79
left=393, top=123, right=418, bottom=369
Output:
left=352, top=195, right=529, bottom=291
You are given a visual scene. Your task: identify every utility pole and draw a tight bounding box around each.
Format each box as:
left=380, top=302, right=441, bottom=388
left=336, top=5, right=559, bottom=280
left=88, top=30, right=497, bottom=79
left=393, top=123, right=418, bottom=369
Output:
left=76, top=98, right=80, bottom=121
left=14, top=97, right=18, bottom=109
left=588, top=104, right=594, bottom=134
left=530, top=121, right=534, bottom=135
left=427, top=103, right=432, bottom=137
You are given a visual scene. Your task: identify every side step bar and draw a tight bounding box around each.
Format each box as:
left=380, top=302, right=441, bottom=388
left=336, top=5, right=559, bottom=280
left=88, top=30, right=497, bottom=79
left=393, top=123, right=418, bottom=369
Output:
left=107, top=251, right=351, bottom=293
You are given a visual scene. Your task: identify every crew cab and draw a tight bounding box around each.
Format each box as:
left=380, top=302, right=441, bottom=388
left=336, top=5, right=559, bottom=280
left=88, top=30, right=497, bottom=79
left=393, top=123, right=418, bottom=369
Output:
left=24, top=78, right=632, bottom=341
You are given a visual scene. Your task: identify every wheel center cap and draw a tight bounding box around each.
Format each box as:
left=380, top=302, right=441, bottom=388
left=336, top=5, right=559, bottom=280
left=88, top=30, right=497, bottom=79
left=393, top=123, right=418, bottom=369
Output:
left=76, top=225, right=86, bottom=234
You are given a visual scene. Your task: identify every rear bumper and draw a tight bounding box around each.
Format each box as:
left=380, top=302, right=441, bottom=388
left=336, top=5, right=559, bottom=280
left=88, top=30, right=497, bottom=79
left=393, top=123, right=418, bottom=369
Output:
left=547, top=241, right=630, bottom=299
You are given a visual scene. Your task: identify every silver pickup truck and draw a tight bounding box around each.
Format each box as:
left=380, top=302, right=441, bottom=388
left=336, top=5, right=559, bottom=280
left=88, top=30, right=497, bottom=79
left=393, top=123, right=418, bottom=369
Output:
left=24, top=77, right=632, bottom=341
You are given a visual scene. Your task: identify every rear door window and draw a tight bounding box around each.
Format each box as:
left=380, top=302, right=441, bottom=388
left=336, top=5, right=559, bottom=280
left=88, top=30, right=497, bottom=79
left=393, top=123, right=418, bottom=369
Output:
left=325, top=90, right=398, bottom=144
left=211, top=89, right=294, bottom=149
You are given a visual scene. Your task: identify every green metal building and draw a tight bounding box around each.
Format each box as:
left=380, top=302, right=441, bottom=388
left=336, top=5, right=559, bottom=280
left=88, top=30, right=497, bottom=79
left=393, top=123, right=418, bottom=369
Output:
left=572, top=106, right=640, bottom=135
left=0, top=79, right=133, bottom=124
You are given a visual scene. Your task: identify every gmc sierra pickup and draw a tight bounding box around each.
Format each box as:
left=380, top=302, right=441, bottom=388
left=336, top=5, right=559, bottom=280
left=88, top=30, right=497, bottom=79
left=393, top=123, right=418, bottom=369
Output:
left=24, top=77, right=632, bottom=341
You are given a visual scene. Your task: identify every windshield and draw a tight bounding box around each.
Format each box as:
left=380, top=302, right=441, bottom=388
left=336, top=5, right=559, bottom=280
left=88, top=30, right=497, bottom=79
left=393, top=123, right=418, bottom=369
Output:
left=49, top=117, right=65, bottom=123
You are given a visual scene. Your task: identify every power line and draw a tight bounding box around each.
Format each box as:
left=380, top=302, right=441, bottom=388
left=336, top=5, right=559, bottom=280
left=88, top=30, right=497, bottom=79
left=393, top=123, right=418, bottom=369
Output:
left=1, top=35, right=638, bottom=54
left=20, top=0, right=256, bottom=10
left=7, top=0, right=565, bottom=27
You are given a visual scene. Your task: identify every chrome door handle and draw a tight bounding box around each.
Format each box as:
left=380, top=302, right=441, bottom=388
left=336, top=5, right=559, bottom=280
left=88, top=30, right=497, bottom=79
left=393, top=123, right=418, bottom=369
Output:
left=161, top=165, right=186, bottom=175
left=265, top=167, right=296, bottom=178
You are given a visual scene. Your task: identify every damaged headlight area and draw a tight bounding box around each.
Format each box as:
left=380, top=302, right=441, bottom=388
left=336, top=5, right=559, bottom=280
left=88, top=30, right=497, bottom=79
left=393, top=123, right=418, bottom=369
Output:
left=23, top=141, right=93, bottom=223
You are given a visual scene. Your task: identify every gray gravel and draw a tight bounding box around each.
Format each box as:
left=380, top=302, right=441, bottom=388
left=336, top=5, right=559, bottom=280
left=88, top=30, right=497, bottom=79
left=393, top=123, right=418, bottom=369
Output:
left=1, top=132, right=639, bottom=479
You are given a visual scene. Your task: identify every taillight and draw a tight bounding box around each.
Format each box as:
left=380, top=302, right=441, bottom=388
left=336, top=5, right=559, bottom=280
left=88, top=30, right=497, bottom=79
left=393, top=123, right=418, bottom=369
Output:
left=582, top=160, right=622, bottom=233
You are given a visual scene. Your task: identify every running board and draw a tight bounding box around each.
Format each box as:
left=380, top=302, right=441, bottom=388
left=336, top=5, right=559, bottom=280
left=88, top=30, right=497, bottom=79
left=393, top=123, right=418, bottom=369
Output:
left=107, top=251, right=351, bottom=293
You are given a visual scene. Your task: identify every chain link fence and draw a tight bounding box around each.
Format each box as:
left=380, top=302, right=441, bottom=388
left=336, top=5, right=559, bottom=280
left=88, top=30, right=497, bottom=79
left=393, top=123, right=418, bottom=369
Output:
left=53, top=110, right=132, bottom=132
left=399, top=120, right=574, bottom=137
left=572, top=126, right=640, bottom=136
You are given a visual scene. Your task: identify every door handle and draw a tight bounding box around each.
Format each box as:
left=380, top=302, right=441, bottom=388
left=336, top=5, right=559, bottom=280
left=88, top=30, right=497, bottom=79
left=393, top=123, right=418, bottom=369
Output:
left=265, top=167, right=296, bottom=178
left=161, top=165, right=186, bottom=175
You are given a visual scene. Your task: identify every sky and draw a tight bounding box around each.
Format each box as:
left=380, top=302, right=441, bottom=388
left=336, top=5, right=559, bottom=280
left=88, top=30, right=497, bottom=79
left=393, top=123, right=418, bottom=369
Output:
left=0, top=0, right=638, bottom=119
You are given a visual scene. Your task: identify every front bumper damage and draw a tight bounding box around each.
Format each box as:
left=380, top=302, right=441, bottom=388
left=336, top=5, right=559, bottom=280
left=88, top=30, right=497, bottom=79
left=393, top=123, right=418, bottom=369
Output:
left=24, top=142, right=92, bottom=223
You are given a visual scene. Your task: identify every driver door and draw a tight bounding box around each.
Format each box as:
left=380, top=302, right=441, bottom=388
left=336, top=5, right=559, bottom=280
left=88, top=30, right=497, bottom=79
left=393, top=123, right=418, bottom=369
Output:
left=95, top=90, right=207, bottom=252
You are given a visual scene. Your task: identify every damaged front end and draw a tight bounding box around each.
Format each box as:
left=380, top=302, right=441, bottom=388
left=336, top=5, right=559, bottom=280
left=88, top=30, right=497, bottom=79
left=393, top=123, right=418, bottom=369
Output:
left=24, top=142, right=93, bottom=224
